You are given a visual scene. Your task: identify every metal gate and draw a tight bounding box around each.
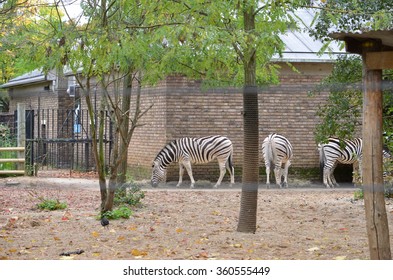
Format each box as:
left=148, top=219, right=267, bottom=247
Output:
left=25, top=109, right=112, bottom=172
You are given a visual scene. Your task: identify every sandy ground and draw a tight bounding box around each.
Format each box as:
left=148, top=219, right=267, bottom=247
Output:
left=1, top=175, right=393, bottom=260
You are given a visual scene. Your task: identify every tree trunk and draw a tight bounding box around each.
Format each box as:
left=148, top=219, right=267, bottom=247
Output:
left=362, top=40, right=391, bottom=259
left=237, top=3, right=259, bottom=233
left=104, top=172, right=118, bottom=212
left=118, top=71, right=132, bottom=184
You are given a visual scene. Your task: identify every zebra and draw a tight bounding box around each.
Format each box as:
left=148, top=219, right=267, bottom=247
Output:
left=319, top=137, right=362, bottom=188
left=151, top=135, right=235, bottom=188
left=262, top=133, right=293, bottom=188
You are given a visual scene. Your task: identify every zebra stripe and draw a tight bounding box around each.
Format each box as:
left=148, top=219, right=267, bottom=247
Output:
left=151, top=135, right=235, bottom=188
left=319, top=137, right=362, bottom=188
left=262, top=133, right=293, bottom=188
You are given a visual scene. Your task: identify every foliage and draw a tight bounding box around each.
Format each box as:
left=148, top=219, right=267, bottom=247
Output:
left=353, top=189, right=364, bottom=200
left=312, top=55, right=363, bottom=144
left=0, top=91, right=9, bottom=112
left=0, top=0, right=60, bottom=82
left=155, top=0, right=310, bottom=88
left=313, top=55, right=393, bottom=147
left=310, top=0, right=393, bottom=41
left=101, top=206, right=133, bottom=220
left=354, top=186, right=393, bottom=200
left=0, top=124, right=17, bottom=170
left=114, top=182, right=145, bottom=207
left=37, top=199, right=67, bottom=211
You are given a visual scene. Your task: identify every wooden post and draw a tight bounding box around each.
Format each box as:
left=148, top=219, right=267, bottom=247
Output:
left=362, top=40, right=391, bottom=259
left=17, top=103, right=26, bottom=173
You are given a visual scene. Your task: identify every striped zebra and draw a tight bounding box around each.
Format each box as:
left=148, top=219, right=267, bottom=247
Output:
left=319, top=137, right=362, bottom=188
left=151, top=135, right=235, bottom=188
left=262, top=133, right=293, bottom=188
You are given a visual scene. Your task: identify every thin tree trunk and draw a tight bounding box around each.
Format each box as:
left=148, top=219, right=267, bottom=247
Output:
left=118, top=71, right=132, bottom=184
left=237, top=2, right=259, bottom=233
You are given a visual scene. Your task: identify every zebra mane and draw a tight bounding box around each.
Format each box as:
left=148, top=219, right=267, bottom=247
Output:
left=154, top=140, right=178, bottom=168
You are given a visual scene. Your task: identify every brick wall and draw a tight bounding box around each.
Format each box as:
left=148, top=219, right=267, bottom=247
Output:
left=128, top=62, right=333, bottom=183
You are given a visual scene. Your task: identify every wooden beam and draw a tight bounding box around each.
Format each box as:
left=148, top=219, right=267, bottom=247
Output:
left=362, top=40, right=392, bottom=260
left=365, top=51, right=393, bottom=70
left=0, top=147, right=25, bottom=152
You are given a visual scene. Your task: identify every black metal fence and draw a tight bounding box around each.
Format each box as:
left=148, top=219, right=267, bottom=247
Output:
left=24, top=109, right=112, bottom=172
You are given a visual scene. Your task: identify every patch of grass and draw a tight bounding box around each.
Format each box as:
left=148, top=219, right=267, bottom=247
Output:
left=114, top=182, right=145, bottom=207
left=353, top=187, right=393, bottom=200
left=37, top=199, right=67, bottom=211
left=101, top=206, right=133, bottom=220
left=353, top=189, right=364, bottom=200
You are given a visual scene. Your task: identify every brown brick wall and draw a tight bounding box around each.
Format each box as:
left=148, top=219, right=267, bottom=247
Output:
left=128, top=65, right=332, bottom=183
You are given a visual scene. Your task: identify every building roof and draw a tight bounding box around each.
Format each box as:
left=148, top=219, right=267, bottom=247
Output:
left=330, top=30, right=393, bottom=54
left=273, top=9, right=346, bottom=63
left=0, top=69, right=56, bottom=89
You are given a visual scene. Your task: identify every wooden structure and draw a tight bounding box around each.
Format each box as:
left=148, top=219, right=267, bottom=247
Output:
left=330, top=30, right=393, bottom=259
left=0, top=146, right=25, bottom=175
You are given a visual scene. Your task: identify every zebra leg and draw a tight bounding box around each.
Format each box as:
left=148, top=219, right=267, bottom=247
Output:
left=182, top=160, right=196, bottom=188
left=225, top=160, right=235, bottom=186
left=323, top=167, right=331, bottom=188
left=214, top=161, right=227, bottom=188
left=325, top=168, right=337, bottom=188
left=330, top=162, right=339, bottom=187
left=176, top=163, right=184, bottom=187
left=266, top=165, right=271, bottom=188
left=274, top=165, right=282, bottom=188
left=282, top=161, right=290, bottom=188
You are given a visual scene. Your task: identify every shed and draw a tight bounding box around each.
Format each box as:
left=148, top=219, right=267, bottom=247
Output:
left=330, top=30, right=393, bottom=259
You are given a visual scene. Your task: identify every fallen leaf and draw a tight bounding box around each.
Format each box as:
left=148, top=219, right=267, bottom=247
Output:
left=176, top=228, right=184, bottom=233
left=60, top=255, right=74, bottom=260
left=197, top=251, right=209, bottom=258
left=130, top=249, right=147, bottom=257
left=307, top=247, right=320, bottom=252
left=91, top=231, right=100, bottom=238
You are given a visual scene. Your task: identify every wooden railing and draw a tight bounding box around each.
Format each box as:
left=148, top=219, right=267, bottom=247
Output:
left=0, top=147, right=25, bottom=175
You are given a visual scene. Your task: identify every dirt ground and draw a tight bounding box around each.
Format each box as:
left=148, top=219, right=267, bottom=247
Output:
left=1, top=174, right=393, bottom=260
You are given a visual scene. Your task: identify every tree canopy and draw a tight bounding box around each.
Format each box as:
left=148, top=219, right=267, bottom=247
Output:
left=310, top=0, right=393, bottom=41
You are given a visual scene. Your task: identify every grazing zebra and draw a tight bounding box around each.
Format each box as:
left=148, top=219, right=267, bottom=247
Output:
left=151, top=135, right=235, bottom=188
left=262, top=133, right=293, bottom=188
left=319, top=137, right=362, bottom=188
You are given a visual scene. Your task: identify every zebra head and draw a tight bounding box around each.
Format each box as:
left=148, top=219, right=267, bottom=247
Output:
left=151, top=159, right=166, bottom=188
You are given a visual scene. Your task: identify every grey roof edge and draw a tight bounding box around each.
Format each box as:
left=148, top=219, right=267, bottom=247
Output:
left=0, top=69, right=56, bottom=89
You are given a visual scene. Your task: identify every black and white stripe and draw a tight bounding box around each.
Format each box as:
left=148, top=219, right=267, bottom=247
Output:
left=151, top=135, right=235, bottom=188
left=319, top=137, right=362, bottom=188
left=262, top=133, right=293, bottom=188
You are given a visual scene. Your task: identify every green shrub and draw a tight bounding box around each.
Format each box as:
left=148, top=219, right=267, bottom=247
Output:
left=353, top=189, right=364, bottom=200
left=101, top=206, right=133, bottom=220
left=37, top=199, right=67, bottom=211
left=114, top=182, right=145, bottom=207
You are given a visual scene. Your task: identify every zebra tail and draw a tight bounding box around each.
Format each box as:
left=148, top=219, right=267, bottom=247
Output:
left=228, top=152, right=234, bottom=173
left=266, top=139, right=276, bottom=168
left=319, top=144, right=325, bottom=177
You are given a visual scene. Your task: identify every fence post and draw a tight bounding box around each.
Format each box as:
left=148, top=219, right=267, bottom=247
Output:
left=17, top=103, right=26, bottom=173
